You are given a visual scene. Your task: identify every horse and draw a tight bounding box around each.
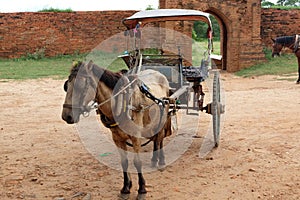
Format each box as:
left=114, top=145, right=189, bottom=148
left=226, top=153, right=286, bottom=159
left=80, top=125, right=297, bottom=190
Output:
left=61, top=61, right=172, bottom=199
left=271, top=34, right=300, bottom=84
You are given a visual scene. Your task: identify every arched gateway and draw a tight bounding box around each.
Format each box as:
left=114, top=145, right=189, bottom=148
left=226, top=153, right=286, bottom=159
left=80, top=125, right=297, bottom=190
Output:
left=160, top=0, right=266, bottom=72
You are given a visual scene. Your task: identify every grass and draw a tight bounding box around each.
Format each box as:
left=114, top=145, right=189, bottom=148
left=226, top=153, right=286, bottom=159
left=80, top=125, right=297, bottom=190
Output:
left=235, top=49, right=298, bottom=77
left=0, top=54, right=85, bottom=80
left=0, top=47, right=298, bottom=80
left=192, top=41, right=221, bottom=66
left=0, top=52, right=129, bottom=80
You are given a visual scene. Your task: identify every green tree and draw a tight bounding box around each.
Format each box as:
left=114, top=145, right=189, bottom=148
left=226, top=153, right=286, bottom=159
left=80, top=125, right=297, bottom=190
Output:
left=261, top=0, right=275, bottom=7
left=193, top=16, right=220, bottom=41
left=146, top=5, right=155, bottom=10
left=276, top=0, right=300, bottom=6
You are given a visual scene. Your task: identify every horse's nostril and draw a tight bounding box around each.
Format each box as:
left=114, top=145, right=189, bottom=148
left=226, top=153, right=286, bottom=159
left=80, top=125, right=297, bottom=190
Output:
left=66, top=115, right=74, bottom=124
left=62, top=114, right=74, bottom=124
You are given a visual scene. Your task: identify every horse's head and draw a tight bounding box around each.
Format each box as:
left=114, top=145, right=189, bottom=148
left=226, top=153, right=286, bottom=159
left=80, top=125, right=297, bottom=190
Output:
left=271, top=38, right=283, bottom=57
left=62, top=60, right=98, bottom=124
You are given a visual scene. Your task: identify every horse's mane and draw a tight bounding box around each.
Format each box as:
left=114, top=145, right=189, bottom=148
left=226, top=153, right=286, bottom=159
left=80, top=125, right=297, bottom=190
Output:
left=69, top=61, right=122, bottom=90
left=276, top=35, right=295, bottom=45
left=94, top=64, right=122, bottom=89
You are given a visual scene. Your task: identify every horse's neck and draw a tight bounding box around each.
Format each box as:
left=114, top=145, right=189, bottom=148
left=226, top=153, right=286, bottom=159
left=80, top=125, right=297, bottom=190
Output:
left=96, top=81, right=114, bottom=117
left=282, top=36, right=296, bottom=50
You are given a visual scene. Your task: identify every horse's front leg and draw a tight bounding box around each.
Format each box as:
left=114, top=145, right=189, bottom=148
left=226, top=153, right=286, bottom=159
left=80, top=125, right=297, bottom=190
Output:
left=131, top=137, right=147, bottom=195
left=119, top=148, right=132, bottom=195
left=113, top=134, right=132, bottom=195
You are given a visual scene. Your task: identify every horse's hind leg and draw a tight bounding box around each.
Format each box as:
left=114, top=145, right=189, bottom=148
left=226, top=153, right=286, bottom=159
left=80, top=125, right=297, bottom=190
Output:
left=151, top=133, right=166, bottom=167
left=158, top=139, right=166, bottom=166
left=296, top=54, right=300, bottom=84
left=151, top=139, right=159, bottom=168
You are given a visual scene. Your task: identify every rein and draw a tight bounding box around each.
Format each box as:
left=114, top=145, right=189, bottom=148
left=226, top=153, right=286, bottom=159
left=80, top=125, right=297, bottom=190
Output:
left=95, top=77, right=138, bottom=109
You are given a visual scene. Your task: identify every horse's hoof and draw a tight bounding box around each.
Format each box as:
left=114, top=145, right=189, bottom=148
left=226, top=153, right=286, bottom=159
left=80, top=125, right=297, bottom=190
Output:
left=138, top=187, right=147, bottom=195
left=120, top=181, right=132, bottom=194
left=119, top=193, right=130, bottom=200
left=136, top=193, right=146, bottom=200
left=151, top=161, right=158, bottom=168
left=158, top=164, right=166, bottom=171
left=296, top=81, right=300, bottom=84
left=158, top=160, right=166, bottom=166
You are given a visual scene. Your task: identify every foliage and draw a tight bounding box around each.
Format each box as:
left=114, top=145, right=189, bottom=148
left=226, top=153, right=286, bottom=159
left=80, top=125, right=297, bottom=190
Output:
left=145, top=5, right=155, bottom=10
left=276, top=0, right=300, bottom=6
left=262, top=0, right=300, bottom=7
left=261, top=0, right=275, bottom=7
left=38, top=7, right=73, bottom=12
left=193, top=15, right=220, bottom=41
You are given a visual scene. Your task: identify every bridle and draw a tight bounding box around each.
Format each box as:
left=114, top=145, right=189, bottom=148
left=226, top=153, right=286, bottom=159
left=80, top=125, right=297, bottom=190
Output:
left=63, top=74, right=98, bottom=117
left=63, top=72, right=139, bottom=117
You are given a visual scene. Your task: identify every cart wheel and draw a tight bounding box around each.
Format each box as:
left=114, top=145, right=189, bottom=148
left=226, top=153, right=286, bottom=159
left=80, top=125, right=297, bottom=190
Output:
left=212, top=71, right=223, bottom=147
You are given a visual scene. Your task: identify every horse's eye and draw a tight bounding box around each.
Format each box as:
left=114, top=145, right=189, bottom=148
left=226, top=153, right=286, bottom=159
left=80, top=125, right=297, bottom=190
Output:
left=63, top=80, right=68, bottom=92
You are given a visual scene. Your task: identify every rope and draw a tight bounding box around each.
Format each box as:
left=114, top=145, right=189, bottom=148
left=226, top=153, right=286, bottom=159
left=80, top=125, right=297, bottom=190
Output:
left=96, top=77, right=138, bottom=108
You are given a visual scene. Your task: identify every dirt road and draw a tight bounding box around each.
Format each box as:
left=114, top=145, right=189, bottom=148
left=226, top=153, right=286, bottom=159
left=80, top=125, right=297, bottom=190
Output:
left=0, top=73, right=299, bottom=199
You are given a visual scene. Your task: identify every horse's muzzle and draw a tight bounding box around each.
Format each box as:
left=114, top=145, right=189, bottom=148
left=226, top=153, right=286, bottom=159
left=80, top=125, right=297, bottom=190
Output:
left=62, top=104, right=83, bottom=124
left=62, top=113, right=76, bottom=124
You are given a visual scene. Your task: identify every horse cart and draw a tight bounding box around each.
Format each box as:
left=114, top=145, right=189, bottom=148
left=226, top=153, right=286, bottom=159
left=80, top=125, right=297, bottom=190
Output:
left=119, top=9, right=225, bottom=148
left=62, top=8, right=225, bottom=199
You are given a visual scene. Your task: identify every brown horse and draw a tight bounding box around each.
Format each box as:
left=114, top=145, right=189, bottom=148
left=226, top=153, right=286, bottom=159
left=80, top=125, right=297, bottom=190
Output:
left=61, top=61, right=172, bottom=199
left=272, top=35, right=300, bottom=84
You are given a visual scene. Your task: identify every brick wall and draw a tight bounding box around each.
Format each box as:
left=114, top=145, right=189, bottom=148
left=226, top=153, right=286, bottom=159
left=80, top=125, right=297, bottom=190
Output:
left=0, top=7, right=300, bottom=71
left=261, top=8, right=300, bottom=47
left=0, top=11, right=136, bottom=58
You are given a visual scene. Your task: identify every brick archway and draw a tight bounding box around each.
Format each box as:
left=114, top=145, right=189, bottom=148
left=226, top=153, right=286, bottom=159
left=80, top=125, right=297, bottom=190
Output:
left=160, top=0, right=266, bottom=72
left=205, top=9, right=229, bottom=71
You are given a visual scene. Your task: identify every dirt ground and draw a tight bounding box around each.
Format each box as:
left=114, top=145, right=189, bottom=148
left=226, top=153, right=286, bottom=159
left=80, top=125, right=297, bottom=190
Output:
left=1, top=72, right=300, bottom=200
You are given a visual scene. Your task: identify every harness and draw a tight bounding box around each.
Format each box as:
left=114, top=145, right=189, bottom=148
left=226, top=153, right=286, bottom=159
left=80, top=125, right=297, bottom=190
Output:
left=97, top=76, right=168, bottom=147
left=95, top=76, right=168, bottom=134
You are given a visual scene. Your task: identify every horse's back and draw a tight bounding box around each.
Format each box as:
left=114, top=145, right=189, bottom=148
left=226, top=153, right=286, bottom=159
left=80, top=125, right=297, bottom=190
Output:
left=137, top=69, right=169, bottom=97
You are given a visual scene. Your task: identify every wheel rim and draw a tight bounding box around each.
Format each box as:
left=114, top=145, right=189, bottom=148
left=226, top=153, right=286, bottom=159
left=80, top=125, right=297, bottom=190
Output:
left=212, top=71, right=221, bottom=147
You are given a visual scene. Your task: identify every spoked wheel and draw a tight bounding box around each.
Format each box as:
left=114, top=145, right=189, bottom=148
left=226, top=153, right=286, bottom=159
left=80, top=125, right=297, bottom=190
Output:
left=211, top=71, right=223, bottom=147
left=201, top=70, right=225, bottom=150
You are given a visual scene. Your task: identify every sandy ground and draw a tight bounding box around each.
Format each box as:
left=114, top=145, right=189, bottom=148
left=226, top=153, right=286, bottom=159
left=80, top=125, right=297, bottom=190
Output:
left=0, top=73, right=300, bottom=200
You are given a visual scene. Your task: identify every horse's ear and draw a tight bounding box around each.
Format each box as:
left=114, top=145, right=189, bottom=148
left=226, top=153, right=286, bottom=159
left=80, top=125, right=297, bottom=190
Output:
left=72, top=61, right=79, bottom=67
left=63, top=80, right=68, bottom=92
left=86, top=60, right=94, bottom=70
left=271, top=38, right=275, bottom=43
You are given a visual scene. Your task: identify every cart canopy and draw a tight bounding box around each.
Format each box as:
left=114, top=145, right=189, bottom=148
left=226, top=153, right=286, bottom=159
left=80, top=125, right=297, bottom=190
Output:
left=122, top=9, right=212, bottom=30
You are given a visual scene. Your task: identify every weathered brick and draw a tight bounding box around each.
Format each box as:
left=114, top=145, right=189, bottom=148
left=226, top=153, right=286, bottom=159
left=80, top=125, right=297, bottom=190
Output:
left=0, top=4, right=299, bottom=72
left=0, top=11, right=136, bottom=58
